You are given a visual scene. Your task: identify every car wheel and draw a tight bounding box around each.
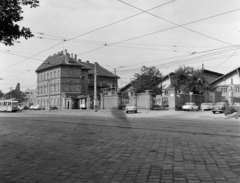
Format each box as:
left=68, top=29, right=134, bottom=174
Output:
left=212, top=111, right=215, bottom=114
left=126, top=111, right=128, bottom=114
left=135, top=111, right=137, bottom=113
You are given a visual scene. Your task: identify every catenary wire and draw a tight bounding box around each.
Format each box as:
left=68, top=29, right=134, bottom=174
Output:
left=0, top=2, right=174, bottom=71
left=77, top=8, right=240, bottom=56
left=118, top=0, right=239, bottom=48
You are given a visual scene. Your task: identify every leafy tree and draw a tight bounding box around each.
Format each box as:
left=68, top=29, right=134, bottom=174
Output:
left=0, top=90, right=4, bottom=98
left=0, top=0, right=39, bottom=46
left=3, top=89, right=26, bottom=103
left=171, top=66, right=209, bottom=94
left=131, top=66, right=163, bottom=95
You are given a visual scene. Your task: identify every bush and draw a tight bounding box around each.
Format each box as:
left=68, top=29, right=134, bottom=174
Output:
left=224, top=106, right=236, bottom=116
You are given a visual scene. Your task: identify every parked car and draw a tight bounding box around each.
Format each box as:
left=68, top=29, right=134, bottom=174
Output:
left=33, top=105, right=45, bottom=110
left=212, top=102, right=225, bottom=114
left=50, top=106, right=58, bottom=110
left=200, top=103, right=213, bottom=111
left=29, top=105, right=35, bottom=110
left=182, top=103, right=199, bottom=111
left=125, top=104, right=137, bottom=113
left=18, top=106, right=22, bottom=111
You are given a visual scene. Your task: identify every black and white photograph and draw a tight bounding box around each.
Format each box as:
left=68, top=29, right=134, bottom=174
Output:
left=0, top=0, right=240, bottom=182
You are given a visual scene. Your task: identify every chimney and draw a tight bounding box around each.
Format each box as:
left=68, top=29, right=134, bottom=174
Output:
left=71, top=53, right=73, bottom=58
left=74, top=54, right=77, bottom=61
left=86, top=61, right=89, bottom=63
left=78, top=59, right=81, bottom=62
left=63, top=49, right=69, bottom=63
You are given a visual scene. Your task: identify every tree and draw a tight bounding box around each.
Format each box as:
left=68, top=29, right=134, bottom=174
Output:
left=3, top=89, right=26, bottom=103
left=0, top=0, right=39, bottom=46
left=171, top=66, right=209, bottom=94
left=0, top=90, right=4, bottom=98
left=131, top=66, right=163, bottom=95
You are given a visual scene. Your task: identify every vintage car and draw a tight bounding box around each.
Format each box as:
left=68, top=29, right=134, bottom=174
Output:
left=212, top=102, right=225, bottom=114
left=200, top=103, right=213, bottom=111
left=33, top=105, right=45, bottom=110
left=125, top=104, right=137, bottom=113
left=29, top=105, right=35, bottom=110
left=182, top=103, right=199, bottom=111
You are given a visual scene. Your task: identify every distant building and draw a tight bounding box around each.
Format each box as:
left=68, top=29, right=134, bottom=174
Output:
left=23, top=88, right=37, bottom=106
left=210, top=67, right=240, bottom=103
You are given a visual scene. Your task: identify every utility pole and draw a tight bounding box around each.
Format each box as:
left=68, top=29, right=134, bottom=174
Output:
left=202, top=63, right=204, bottom=94
left=114, top=68, right=117, bottom=92
left=94, top=62, right=97, bottom=112
left=48, top=79, right=51, bottom=111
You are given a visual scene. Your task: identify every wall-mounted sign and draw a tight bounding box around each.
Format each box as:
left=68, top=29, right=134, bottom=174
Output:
left=228, top=84, right=234, bottom=92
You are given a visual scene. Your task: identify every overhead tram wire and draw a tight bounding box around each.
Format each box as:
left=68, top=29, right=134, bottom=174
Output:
left=77, top=8, right=240, bottom=56
left=2, top=70, right=34, bottom=79
left=0, top=2, right=174, bottom=72
left=35, top=32, right=226, bottom=49
left=0, top=51, right=44, bottom=62
left=118, top=0, right=240, bottom=48
left=207, top=48, right=240, bottom=68
left=35, top=36, right=192, bottom=53
left=116, top=46, right=240, bottom=73
left=117, top=44, right=240, bottom=70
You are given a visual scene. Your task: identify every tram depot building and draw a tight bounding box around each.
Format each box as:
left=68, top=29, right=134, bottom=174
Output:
left=35, top=49, right=118, bottom=110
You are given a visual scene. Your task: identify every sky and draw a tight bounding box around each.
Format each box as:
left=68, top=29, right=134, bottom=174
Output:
left=0, top=0, right=240, bottom=93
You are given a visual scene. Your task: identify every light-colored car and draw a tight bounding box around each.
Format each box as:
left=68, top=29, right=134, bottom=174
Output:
left=125, top=104, right=137, bottom=113
left=29, top=105, right=35, bottom=110
left=200, top=103, right=213, bottom=111
left=34, top=105, right=45, bottom=110
left=182, top=103, right=199, bottom=111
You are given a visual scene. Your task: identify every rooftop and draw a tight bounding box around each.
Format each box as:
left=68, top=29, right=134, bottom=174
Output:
left=36, top=50, right=89, bottom=72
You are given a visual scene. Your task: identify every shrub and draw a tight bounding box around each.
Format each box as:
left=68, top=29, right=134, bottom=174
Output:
left=224, top=106, right=236, bottom=116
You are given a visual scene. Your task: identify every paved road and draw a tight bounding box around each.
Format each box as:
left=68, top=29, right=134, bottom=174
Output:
left=0, top=110, right=240, bottom=183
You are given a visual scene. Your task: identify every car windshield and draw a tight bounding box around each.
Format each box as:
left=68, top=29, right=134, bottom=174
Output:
left=215, top=102, right=225, bottom=105
left=185, top=103, right=194, bottom=105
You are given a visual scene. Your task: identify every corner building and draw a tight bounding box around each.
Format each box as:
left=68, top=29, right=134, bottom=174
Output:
left=35, top=49, right=90, bottom=109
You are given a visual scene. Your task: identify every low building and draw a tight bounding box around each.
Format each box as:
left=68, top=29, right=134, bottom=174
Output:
left=22, top=88, right=37, bottom=107
left=210, top=67, right=240, bottom=103
left=162, top=69, right=223, bottom=97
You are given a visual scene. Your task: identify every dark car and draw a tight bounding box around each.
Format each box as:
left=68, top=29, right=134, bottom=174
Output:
left=212, top=102, right=225, bottom=114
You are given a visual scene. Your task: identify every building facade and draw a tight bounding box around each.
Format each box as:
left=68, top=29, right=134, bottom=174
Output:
left=36, top=50, right=90, bottom=109
left=210, top=67, right=240, bottom=103
left=161, top=69, right=223, bottom=97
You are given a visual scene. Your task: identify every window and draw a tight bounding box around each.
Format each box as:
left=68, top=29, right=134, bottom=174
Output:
left=58, top=70, right=60, bottom=77
left=44, top=74, right=45, bottom=80
left=58, top=98, right=60, bottom=105
left=221, top=87, right=227, bottom=93
left=54, top=71, right=56, bottom=78
left=54, top=83, right=56, bottom=92
left=50, top=72, right=52, bottom=79
left=47, top=73, right=49, bottom=79
left=235, top=87, right=240, bottom=92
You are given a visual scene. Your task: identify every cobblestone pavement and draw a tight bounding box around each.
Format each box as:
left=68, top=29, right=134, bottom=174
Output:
left=0, top=111, right=240, bottom=183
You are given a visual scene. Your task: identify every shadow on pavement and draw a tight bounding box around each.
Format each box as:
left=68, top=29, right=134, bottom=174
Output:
left=110, top=109, right=131, bottom=128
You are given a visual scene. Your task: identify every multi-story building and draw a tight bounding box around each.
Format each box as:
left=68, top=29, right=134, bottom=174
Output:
left=36, top=49, right=119, bottom=109
left=81, top=61, right=119, bottom=95
left=35, top=49, right=90, bottom=109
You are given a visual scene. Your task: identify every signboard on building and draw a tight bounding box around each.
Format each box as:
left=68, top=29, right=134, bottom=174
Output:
left=228, top=84, right=235, bottom=92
